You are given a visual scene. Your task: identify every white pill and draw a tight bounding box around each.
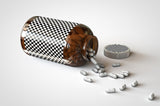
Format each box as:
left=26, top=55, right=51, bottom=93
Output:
left=108, top=73, right=118, bottom=79
left=122, top=71, right=129, bottom=74
left=123, top=72, right=129, bottom=77
left=122, top=71, right=129, bottom=77
left=95, top=64, right=101, bottom=69
left=105, top=88, right=116, bottom=93
left=98, top=68, right=105, bottom=73
left=80, top=70, right=88, bottom=76
left=97, top=63, right=105, bottom=68
left=112, top=63, right=121, bottom=67
left=99, top=72, right=108, bottom=77
left=87, top=48, right=93, bottom=52
left=93, top=50, right=96, bottom=54
left=89, top=52, right=94, bottom=57
left=90, top=57, right=98, bottom=65
left=92, top=68, right=99, bottom=73
left=148, top=93, right=155, bottom=101
left=116, top=73, right=125, bottom=79
left=83, top=77, right=93, bottom=83
left=131, top=80, right=138, bottom=87
left=119, top=84, right=126, bottom=91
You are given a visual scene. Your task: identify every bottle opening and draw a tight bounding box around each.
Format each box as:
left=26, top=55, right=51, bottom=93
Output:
left=82, top=35, right=98, bottom=60
left=63, top=24, right=98, bottom=66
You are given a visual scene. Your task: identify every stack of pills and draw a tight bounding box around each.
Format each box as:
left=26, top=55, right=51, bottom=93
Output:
left=87, top=48, right=106, bottom=75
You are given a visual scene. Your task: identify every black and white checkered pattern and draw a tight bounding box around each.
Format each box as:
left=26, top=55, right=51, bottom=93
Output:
left=24, top=16, right=79, bottom=64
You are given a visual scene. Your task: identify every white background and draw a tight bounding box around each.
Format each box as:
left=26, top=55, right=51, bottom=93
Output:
left=0, top=0, right=160, bottom=106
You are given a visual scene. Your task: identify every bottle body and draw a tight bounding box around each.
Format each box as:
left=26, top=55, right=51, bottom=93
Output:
left=20, top=16, right=98, bottom=66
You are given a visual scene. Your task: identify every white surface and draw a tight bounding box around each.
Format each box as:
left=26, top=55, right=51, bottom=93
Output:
left=0, top=0, right=160, bottom=106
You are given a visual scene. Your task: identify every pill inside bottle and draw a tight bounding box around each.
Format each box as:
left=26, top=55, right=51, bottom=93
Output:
left=20, top=16, right=98, bottom=66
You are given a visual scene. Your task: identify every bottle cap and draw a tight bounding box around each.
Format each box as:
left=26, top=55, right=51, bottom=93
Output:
left=104, top=44, right=130, bottom=59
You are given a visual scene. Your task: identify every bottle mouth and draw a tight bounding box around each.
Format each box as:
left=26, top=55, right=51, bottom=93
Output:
left=82, top=35, right=98, bottom=60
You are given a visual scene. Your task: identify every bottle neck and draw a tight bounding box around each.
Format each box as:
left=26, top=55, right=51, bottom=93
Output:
left=82, top=35, right=98, bottom=61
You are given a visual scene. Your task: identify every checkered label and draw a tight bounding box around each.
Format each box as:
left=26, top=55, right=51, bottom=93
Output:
left=23, top=16, right=79, bottom=64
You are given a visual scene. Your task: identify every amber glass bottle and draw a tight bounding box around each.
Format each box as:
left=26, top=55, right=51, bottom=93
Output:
left=20, top=16, right=98, bottom=66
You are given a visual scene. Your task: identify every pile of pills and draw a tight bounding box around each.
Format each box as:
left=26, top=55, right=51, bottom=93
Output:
left=80, top=48, right=157, bottom=101
left=89, top=51, right=130, bottom=80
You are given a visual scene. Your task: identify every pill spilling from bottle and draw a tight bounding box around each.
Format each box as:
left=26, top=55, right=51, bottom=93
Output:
left=79, top=47, right=157, bottom=102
